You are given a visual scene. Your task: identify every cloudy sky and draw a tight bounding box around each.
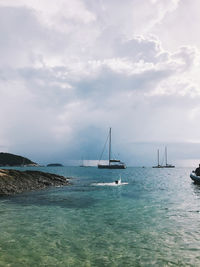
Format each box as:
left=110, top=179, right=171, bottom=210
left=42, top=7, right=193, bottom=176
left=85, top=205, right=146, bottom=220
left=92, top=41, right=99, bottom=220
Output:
left=0, top=0, right=200, bottom=166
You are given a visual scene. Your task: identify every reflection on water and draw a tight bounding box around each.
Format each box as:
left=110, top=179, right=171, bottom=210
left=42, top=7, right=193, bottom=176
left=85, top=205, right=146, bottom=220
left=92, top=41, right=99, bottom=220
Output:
left=191, top=182, right=200, bottom=198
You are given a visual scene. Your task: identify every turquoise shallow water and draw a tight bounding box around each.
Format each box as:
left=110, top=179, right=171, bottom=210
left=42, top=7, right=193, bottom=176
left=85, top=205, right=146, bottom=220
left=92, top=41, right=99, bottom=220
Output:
left=0, top=166, right=200, bottom=266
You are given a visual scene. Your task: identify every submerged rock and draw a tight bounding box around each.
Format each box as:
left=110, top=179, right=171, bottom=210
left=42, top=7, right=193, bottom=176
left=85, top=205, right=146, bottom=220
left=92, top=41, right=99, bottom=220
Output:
left=0, top=169, right=70, bottom=195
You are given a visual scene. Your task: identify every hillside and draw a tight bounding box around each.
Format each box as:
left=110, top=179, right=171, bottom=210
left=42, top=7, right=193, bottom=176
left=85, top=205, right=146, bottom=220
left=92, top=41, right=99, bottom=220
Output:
left=0, top=152, right=37, bottom=167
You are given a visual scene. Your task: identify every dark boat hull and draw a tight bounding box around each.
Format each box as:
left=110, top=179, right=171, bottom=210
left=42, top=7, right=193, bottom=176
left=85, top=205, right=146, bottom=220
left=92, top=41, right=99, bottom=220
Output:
left=164, top=165, right=175, bottom=168
left=98, top=164, right=126, bottom=169
left=164, top=166, right=175, bottom=168
left=190, top=173, right=200, bottom=184
left=152, top=165, right=164, bottom=168
left=152, top=165, right=175, bottom=168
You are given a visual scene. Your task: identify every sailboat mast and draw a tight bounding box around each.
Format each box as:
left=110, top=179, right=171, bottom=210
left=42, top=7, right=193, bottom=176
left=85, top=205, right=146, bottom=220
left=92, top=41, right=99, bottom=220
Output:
left=165, top=146, right=167, bottom=166
left=109, top=128, right=111, bottom=165
left=157, top=149, right=159, bottom=166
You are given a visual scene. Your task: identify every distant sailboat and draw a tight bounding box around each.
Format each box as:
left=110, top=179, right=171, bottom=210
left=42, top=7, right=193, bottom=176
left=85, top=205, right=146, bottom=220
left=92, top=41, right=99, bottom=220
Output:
left=80, top=157, right=90, bottom=167
left=98, top=128, right=126, bottom=169
left=152, top=149, right=164, bottom=168
left=80, top=157, right=85, bottom=167
left=163, top=146, right=175, bottom=168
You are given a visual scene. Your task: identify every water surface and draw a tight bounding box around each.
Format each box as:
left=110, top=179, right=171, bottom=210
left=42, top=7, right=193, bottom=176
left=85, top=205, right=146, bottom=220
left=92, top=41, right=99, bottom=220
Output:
left=0, top=167, right=199, bottom=266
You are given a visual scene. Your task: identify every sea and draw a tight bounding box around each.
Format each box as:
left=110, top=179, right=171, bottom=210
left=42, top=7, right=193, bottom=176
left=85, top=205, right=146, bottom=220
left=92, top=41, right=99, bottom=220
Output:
left=0, top=166, right=200, bottom=266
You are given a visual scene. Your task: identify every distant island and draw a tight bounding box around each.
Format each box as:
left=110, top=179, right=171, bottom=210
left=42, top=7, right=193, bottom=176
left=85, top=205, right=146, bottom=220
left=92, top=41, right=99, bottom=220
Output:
left=0, top=169, right=69, bottom=195
left=47, top=163, right=63, bottom=167
left=0, top=152, right=38, bottom=167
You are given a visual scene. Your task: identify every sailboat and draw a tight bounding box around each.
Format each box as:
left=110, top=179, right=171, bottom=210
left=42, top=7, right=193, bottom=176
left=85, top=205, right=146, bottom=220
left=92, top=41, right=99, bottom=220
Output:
left=163, top=146, right=175, bottom=168
left=152, top=149, right=164, bottom=168
left=80, top=157, right=85, bottom=167
left=98, top=128, right=126, bottom=169
left=80, top=158, right=91, bottom=167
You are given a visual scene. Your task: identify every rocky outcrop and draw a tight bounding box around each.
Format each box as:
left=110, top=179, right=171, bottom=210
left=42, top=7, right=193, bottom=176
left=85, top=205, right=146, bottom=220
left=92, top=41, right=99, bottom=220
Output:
left=0, top=169, right=70, bottom=195
left=0, top=152, right=38, bottom=167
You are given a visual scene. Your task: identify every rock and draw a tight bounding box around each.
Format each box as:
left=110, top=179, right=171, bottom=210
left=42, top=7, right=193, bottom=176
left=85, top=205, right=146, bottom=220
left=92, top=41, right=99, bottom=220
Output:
left=0, top=169, right=70, bottom=196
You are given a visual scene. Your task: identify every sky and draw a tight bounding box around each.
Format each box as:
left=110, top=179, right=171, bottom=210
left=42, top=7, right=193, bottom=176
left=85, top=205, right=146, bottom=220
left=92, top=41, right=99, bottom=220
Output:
left=0, top=0, right=200, bottom=166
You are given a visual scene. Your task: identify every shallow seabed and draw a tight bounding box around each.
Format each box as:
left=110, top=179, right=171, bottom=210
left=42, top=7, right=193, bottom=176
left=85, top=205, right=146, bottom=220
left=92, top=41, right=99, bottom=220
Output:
left=0, top=166, right=200, bottom=266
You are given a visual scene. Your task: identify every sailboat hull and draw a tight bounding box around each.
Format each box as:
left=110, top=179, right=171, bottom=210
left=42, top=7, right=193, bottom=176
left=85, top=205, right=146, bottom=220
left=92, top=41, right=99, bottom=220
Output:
left=98, top=164, right=126, bottom=169
left=152, top=165, right=164, bottom=168
left=164, top=165, right=175, bottom=168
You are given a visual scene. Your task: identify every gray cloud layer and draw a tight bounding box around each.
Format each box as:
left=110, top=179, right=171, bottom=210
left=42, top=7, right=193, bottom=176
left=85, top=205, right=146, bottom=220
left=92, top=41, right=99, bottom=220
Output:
left=0, top=0, right=200, bottom=166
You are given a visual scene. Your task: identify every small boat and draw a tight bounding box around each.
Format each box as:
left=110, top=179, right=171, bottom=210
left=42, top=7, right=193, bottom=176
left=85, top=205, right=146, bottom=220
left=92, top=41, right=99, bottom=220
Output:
left=92, top=176, right=128, bottom=186
left=98, top=128, right=126, bottom=169
left=163, top=147, right=175, bottom=168
left=115, top=176, right=122, bottom=184
left=152, top=147, right=175, bottom=168
left=115, top=179, right=121, bottom=184
left=190, top=172, right=200, bottom=184
left=80, top=157, right=85, bottom=167
left=152, top=149, right=164, bottom=168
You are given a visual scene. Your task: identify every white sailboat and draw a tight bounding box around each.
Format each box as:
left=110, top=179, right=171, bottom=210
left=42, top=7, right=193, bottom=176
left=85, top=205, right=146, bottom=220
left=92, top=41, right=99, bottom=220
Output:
left=98, top=128, right=126, bottom=169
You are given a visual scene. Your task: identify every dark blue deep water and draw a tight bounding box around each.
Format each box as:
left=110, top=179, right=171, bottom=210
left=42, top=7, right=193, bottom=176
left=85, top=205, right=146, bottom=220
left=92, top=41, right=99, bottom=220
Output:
left=0, top=166, right=200, bottom=266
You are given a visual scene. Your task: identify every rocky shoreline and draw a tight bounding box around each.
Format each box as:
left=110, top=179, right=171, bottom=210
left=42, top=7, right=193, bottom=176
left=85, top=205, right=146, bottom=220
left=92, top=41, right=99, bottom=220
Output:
left=0, top=169, right=70, bottom=196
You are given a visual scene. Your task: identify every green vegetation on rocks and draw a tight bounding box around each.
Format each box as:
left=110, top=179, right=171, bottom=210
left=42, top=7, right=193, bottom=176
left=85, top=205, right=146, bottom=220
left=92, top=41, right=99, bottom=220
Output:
left=0, top=152, right=37, bottom=166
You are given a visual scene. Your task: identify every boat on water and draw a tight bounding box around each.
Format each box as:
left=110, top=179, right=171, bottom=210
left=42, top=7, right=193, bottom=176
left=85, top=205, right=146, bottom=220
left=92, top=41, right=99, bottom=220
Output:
left=152, top=147, right=175, bottom=168
left=190, top=172, right=200, bottom=184
left=80, top=157, right=86, bottom=167
left=80, top=158, right=92, bottom=167
left=92, top=176, right=128, bottom=186
left=98, top=128, right=126, bottom=169
left=115, top=176, right=122, bottom=184
left=163, top=147, right=175, bottom=168
left=152, top=149, right=164, bottom=168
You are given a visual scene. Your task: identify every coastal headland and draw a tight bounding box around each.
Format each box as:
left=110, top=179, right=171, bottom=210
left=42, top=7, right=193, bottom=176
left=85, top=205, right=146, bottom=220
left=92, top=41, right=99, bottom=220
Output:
left=0, top=169, right=70, bottom=196
left=0, top=152, right=38, bottom=167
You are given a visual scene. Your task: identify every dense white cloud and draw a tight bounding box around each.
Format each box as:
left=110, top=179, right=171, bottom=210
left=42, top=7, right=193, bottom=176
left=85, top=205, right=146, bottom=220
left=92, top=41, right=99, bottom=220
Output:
left=0, top=0, right=200, bottom=166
